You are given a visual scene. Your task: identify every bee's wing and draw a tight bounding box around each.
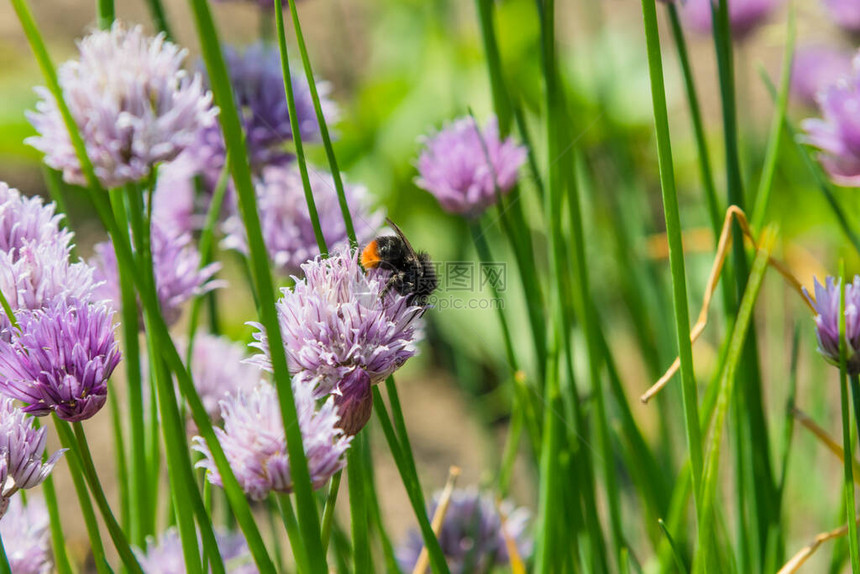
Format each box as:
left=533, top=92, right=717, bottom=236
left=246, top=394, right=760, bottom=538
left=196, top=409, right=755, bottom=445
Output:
left=385, top=218, right=419, bottom=259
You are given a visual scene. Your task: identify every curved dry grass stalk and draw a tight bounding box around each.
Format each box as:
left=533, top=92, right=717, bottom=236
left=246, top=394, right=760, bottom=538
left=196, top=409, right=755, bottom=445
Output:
left=779, top=520, right=860, bottom=574
left=640, top=206, right=812, bottom=404
left=412, top=466, right=461, bottom=574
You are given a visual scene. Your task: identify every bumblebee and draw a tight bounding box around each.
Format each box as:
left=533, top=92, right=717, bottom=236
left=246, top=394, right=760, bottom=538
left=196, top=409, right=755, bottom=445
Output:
left=361, top=219, right=437, bottom=305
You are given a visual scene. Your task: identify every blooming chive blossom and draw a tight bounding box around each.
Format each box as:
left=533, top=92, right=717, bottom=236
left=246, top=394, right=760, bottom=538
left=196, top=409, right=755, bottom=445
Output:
left=804, top=276, right=860, bottom=374
left=192, top=382, right=351, bottom=500
left=0, top=496, right=52, bottom=573
left=0, top=184, right=95, bottom=317
left=791, top=46, right=854, bottom=108
left=415, top=116, right=527, bottom=217
left=247, top=249, right=424, bottom=398
left=0, top=396, right=65, bottom=515
left=682, top=0, right=781, bottom=41
left=191, top=43, right=338, bottom=185
left=397, top=488, right=532, bottom=574
left=0, top=243, right=97, bottom=316
left=802, top=54, right=860, bottom=186
left=825, top=0, right=860, bottom=33
left=179, top=334, right=261, bottom=423
left=27, top=23, right=217, bottom=189
left=222, top=164, right=383, bottom=276
left=93, top=222, right=222, bottom=327
left=136, top=527, right=258, bottom=574
left=0, top=183, right=71, bottom=255
left=0, top=301, right=121, bottom=422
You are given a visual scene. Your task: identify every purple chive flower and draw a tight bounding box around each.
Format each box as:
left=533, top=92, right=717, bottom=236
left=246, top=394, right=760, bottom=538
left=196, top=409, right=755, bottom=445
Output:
left=824, top=0, right=860, bottom=33
left=0, top=184, right=95, bottom=316
left=415, top=116, right=527, bottom=217
left=0, top=396, right=65, bottom=515
left=93, top=222, right=222, bottom=327
left=802, top=53, right=860, bottom=187
left=0, top=496, right=52, bottom=573
left=0, top=243, right=97, bottom=316
left=193, top=382, right=351, bottom=500
left=0, top=183, right=71, bottom=255
left=136, top=527, right=258, bottom=574
left=397, top=488, right=532, bottom=574
left=247, top=250, right=424, bottom=420
left=804, top=276, right=860, bottom=374
left=682, top=0, right=782, bottom=41
left=791, top=46, right=854, bottom=108
left=27, top=22, right=217, bottom=189
left=190, top=43, right=338, bottom=185
left=179, top=334, right=261, bottom=423
left=222, top=164, right=382, bottom=276
left=0, top=300, right=120, bottom=422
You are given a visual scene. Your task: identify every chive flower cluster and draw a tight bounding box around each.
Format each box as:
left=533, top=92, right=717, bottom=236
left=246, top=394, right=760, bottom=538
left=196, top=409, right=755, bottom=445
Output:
left=27, top=23, right=216, bottom=190
left=136, top=527, right=258, bottom=573
left=0, top=183, right=95, bottom=315
left=92, top=221, right=222, bottom=328
left=247, top=249, right=425, bottom=432
left=681, top=0, right=781, bottom=41
left=181, top=334, right=261, bottom=424
left=805, top=276, right=860, bottom=375
left=193, top=381, right=351, bottom=499
left=0, top=396, right=65, bottom=519
left=221, top=164, right=382, bottom=276
left=802, top=51, right=860, bottom=187
left=415, top=116, right=527, bottom=217
left=397, top=488, right=532, bottom=574
left=825, top=0, right=860, bottom=33
left=0, top=183, right=120, bottom=423
left=0, top=496, right=52, bottom=573
left=791, top=46, right=854, bottom=108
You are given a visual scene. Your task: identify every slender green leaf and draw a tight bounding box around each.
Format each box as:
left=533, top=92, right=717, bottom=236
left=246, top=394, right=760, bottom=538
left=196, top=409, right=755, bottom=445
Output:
left=187, top=0, right=325, bottom=568
left=640, top=0, right=704, bottom=533
left=283, top=0, right=357, bottom=244
left=698, top=229, right=776, bottom=571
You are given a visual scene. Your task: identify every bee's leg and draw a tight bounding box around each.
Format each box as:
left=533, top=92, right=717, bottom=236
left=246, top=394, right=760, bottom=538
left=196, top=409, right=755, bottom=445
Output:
left=379, top=273, right=402, bottom=300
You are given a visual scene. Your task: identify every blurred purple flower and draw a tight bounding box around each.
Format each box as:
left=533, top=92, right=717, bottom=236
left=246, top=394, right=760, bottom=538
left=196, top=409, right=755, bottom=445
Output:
left=222, top=164, right=382, bottom=276
left=193, top=381, right=350, bottom=500
left=804, top=276, right=860, bottom=374
left=136, top=527, right=258, bottom=573
left=93, top=222, right=222, bottom=327
left=682, top=0, right=781, bottom=41
left=190, top=43, right=338, bottom=185
left=0, top=300, right=120, bottom=422
left=178, top=334, right=261, bottom=424
left=791, top=46, right=854, bottom=108
left=27, top=22, right=216, bottom=189
left=0, top=496, right=52, bottom=573
left=415, top=116, right=527, bottom=217
left=247, top=249, right=424, bottom=400
left=397, top=488, right=532, bottom=574
left=152, top=153, right=206, bottom=235
left=0, top=396, right=65, bottom=515
left=825, top=0, right=860, bottom=33
left=802, top=53, right=860, bottom=186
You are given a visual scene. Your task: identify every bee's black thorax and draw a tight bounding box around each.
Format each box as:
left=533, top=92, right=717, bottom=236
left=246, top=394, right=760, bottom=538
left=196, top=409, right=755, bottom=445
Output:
left=374, top=236, right=437, bottom=305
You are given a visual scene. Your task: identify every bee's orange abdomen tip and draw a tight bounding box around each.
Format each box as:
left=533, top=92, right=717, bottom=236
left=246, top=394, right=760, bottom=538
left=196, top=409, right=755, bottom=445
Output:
left=361, top=240, right=381, bottom=268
